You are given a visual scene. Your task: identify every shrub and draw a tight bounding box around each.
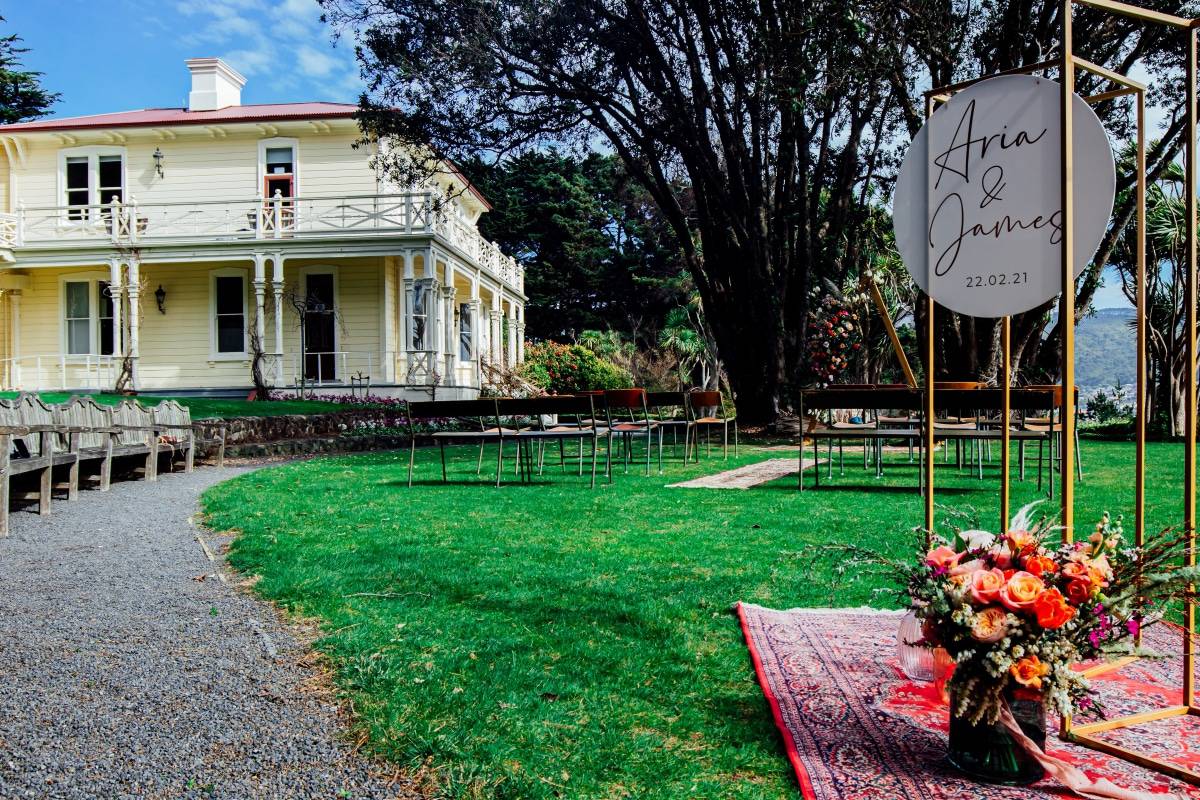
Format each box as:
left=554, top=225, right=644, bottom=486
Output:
left=519, top=341, right=633, bottom=393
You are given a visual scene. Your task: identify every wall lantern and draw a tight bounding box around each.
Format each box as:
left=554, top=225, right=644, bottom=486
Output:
left=152, top=147, right=165, bottom=179
left=155, top=284, right=166, bottom=314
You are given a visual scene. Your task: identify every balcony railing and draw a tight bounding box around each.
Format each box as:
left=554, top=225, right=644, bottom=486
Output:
left=0, top=191, right=524, bottom=290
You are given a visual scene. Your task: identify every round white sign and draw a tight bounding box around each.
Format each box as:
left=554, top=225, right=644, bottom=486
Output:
left=892, top=75, right=1116, bottom=318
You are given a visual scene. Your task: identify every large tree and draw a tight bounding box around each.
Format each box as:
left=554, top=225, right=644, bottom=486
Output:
left=461, top=151, right=688, bottom=342
left=324, top=0, right=1194, bottom=421
left=0, top=19, right=56, bottom=124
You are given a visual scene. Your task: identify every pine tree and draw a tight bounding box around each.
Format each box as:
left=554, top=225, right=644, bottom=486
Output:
left=0, top=19, right=57, bottom=124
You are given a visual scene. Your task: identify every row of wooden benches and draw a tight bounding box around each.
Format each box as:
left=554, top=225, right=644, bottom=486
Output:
left=0, top=394, right=227, bottom=536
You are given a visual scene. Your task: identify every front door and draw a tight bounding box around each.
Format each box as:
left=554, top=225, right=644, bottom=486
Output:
left=303, top=273, right=335, bottom=382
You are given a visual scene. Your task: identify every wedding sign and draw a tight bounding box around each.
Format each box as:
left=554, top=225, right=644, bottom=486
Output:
left=893, top=75, right=1116, bottom=318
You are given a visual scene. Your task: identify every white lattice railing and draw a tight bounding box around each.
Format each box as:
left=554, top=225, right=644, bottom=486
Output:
left=0, top=353, right=118, bottom=391
left=0, top=191, right=523, bottom=292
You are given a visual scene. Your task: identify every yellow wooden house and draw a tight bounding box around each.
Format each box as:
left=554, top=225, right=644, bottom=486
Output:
left=0, top=57, right=525, bottom=397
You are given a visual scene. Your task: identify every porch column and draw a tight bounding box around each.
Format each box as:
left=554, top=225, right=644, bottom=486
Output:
left=490, top=293, right=503, bottom=366
left=126, top=257, right=140, bottom=389
left=469, top=272, right=482, bottom=386
left=442, top=260, right=456, bottom=382
left=397, top=251, right=411, bottom=378
left=516, top=304, right=525, bottom=364
left=252, top=253, right=266, bottom=358
left=506, top=305, right=518, bottom=368
left=272, top=251, right=284, bottom=384
left=107, top=258, right=124, bottom=363
left=9, top=289, right=20, bottom=388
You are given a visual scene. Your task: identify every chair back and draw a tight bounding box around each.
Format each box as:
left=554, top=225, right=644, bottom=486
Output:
left=603, top=388, right=651, bottom=427
left=407, top=399, right=501, bottom=433
left=497, top=395, right=597, bottom=430
left=646, top=391, right=687, bottom=421
left=688, top=390, right=726, bottom=420
left=56, top=395, right=113, bottom=450
left=112, top=399, right=156, bottom=446
left=935, top=381, right=987, bottom=391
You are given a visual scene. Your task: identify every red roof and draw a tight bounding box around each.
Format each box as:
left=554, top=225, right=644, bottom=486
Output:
left=0, top=102, right=359, bottom=133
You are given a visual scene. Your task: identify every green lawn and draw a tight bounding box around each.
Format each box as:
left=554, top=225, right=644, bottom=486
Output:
left=0, top=392, right=352, bottom=418
left=202, top=438, right=1192, bottom=799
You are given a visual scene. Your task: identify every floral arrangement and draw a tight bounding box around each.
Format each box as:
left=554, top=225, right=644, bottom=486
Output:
left=903, top=502, right=1199, bottom=726
left=806, top=293, right=862, bottom=385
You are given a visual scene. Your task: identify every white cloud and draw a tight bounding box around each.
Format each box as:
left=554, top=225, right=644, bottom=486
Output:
left=169, top=0, right=358, bottom=100
left=297, top=45, right=338, bottom=79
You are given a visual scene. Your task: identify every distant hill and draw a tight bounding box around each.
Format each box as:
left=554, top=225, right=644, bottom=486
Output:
left=1074, top=307, right=1136, bottom=393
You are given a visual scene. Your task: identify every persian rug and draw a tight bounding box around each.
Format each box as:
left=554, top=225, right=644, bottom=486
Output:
left=738, top=603, right=1200, bottom=799
left=667, top=458, right=822, bottom=489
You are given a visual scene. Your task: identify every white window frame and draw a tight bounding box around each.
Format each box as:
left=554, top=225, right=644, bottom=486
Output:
left=257, top=137, right=300, bottom=197
left=209, top=267, right=249, bottom=361
left=57, top=146, right=127, bottom=215
left=58, top=272, right=115, bottom=360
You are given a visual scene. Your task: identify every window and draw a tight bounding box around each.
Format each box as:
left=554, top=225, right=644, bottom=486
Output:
left=410, top=283, right=428, bottom=351
left=263, top=145, right=295, bottom=199
left=65, top=158, right=89, bottom=220
left=97, top=155, right=123, bottom=206
left=65, top=281, right=91, bottom=354
left=459, top=303, right=473, bottom=361
left=214, top=275, right=246, bottom=355
left=63, top=279, right=117, bottom=356
left=60, top=149, right=125, bottom=219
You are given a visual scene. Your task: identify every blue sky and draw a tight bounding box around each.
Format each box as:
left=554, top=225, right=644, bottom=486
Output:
left=3, top=0, right=363, bottom=117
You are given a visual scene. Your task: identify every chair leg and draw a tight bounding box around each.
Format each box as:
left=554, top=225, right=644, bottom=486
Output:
left=100, top=451, right=112, bottom=492
left=1075, top=424, right=1083, bottom=481
left=440, top=441, right=448, bottom=482
left=476, top=442, right=486, bottom=475
left=590, top=435, right=598, bottom=489
left=496, top=439, right=504, bottom=487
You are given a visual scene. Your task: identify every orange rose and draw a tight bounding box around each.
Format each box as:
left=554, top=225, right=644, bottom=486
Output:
left=1065, top=579, right=1093, bottom=605
left=1061, top=561, right=1090, bottom=581
left=1008, top=530, right=1037, bottom=553
left=926, top=545, right=963, bottom=571
left=1011, top=655, right=1051, bottom=689
left=999, top=571, right=1045, bottom=612
left=1023, top=554, right=1058, bottom=578
left=1033, top=588, right=1076, bottom=629
left=969, top=568, right=1006, bottom=605
left=970, top=606, right=1009, bottom=643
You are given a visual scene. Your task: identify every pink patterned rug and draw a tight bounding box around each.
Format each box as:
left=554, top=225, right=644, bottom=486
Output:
left=737, top=603, right=1200, bottom=799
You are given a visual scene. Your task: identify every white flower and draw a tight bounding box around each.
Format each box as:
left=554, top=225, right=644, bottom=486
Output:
left=959, top=529, right=996, bottom=550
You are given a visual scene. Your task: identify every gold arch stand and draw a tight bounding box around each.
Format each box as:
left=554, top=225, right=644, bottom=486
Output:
left=921, top=0, right=1198, bottom=784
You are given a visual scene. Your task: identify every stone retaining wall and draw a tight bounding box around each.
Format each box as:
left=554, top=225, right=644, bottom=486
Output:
left=224, top=433, right=409, bottom=459
left=204, top=408, right=405, bottom=444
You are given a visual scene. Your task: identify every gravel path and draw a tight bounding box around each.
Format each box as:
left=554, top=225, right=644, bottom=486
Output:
left=0, top=463, right=418, bottom=800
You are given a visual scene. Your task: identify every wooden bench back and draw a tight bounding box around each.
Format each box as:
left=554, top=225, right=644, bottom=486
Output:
left=56, top=395, right=113, bottom=450
left=112, top=400, right=155, bottom=446
left=152, top=399, right=193, bottom=428
left=0, top=396, right=40, bottom=456
left=18, top=394, right=69, bottom=453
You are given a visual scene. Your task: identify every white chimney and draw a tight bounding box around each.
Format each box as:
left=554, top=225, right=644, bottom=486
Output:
left=185, top=58, right=246, bottom=111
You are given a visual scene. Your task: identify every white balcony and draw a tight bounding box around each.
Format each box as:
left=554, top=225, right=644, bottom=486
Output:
left=0, top=191, right=524, bottom=292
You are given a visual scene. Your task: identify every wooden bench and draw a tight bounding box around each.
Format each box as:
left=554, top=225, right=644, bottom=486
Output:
left=111, top=400, right=162, bottom=481
left=151, top=400, right=227, bottom=472
left=56, top=395, right=143, bottom=491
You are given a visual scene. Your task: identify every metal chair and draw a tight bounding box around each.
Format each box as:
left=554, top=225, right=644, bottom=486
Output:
left=687, top=389, right=738, bottom=461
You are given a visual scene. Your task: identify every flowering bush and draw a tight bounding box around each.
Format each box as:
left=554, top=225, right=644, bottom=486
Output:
left=519, top=341, right=632, bottom=394
left=898, top=503, right=1200, bottom=725
left=806, top=294, right=862, bottom=385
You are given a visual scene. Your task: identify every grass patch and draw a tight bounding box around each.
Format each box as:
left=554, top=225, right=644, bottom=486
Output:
left=203, top=439, right=1188, bottom=799
left=0, top=391, right=351, bottom=418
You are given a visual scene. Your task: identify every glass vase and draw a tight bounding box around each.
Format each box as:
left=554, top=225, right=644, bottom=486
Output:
left=947, top=684, right=1046, bottom=785
left=896, top=608, right=934, bottom=681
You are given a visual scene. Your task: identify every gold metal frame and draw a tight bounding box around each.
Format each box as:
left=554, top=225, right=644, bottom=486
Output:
left=920, top=0, right=1198, bottom=783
